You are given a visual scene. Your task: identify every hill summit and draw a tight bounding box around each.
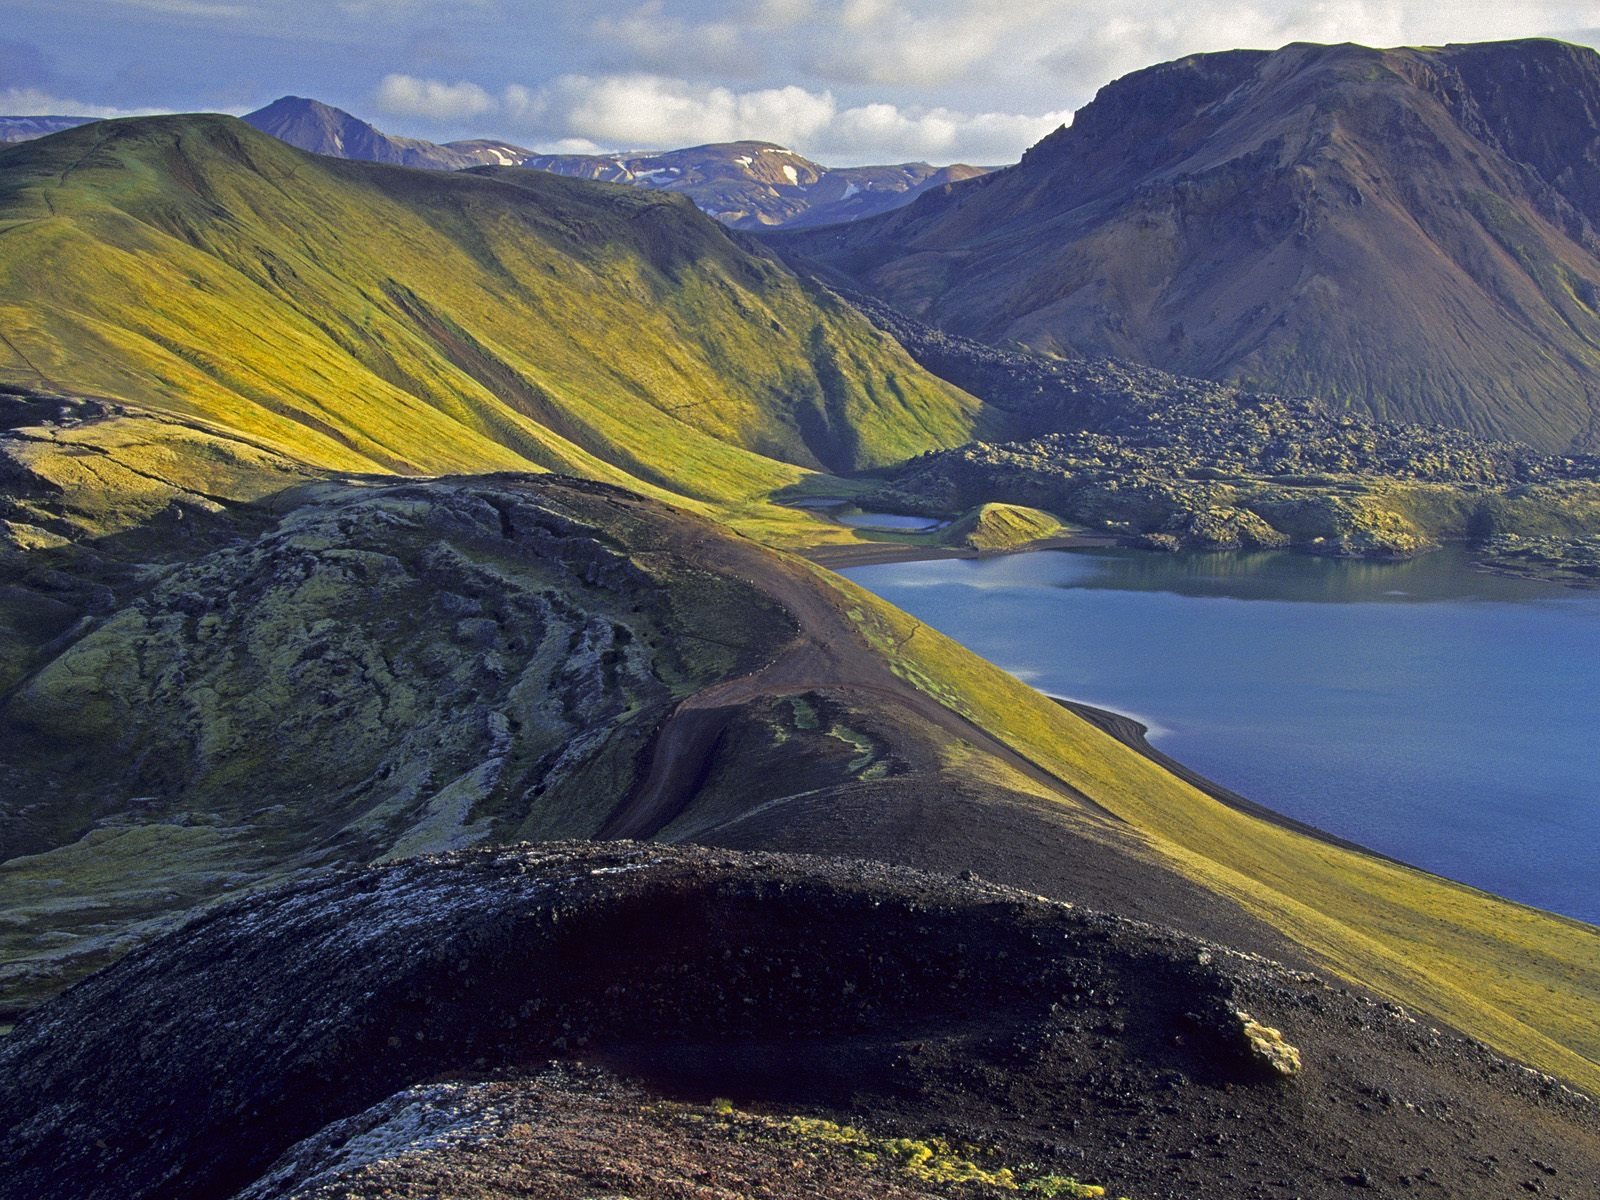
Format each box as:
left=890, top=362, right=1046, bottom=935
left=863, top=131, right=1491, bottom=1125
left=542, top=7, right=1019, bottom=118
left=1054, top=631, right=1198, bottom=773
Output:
left=241, top=95, right=494, bottom=169
left=777, top=38, right=1600, bottom=451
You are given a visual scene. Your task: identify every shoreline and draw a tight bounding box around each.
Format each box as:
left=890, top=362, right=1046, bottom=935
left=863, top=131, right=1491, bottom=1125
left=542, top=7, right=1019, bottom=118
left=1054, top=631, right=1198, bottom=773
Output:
left=1051, top=696, right=1407, bottom=865
left=801, top=530, right=1124, bottom=569
left=811, top=531, right=1600, bottom=913
left=802, top=529, right=1404, bottom=864
left=802, top=524, right=1600, bottom=591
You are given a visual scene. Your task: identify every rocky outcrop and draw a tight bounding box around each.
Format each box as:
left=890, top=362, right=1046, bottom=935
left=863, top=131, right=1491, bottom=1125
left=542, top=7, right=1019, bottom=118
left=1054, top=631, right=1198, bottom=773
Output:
left=845, top=294, right=1600, bottom=561
left=2, top=843, right=1596, bottom=1200
left=0, top=471, right=794, bottom=1010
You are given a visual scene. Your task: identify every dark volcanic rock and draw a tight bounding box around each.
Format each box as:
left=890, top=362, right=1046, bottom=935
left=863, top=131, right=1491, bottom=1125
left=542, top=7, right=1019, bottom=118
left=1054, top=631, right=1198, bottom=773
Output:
left=843, top=292, right=1600, bottom=560
left=1, top=844, right=1596, bottom=1200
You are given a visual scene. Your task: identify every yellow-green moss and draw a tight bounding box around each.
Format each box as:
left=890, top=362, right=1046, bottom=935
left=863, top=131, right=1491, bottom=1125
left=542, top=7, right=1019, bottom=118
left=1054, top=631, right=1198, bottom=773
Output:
left=678, top=1102, right=1126, bottom=1197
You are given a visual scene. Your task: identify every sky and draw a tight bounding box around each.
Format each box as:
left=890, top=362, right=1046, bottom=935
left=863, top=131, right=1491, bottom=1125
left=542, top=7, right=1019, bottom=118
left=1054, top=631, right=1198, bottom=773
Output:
left=4, top=1, right=1600, bottom=165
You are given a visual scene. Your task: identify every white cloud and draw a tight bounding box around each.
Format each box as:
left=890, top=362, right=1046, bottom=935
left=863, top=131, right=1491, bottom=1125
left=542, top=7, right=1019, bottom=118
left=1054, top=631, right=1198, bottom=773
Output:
left=533, top=74, right=1069, bottom=164
left=338, top=0, right=494, bottom=12
left=374, top=73, right=497, bottom=120
left=541, top=136, right=607, bottom=155
left=1031, top=0, right=1600, bottom=98
left=369, top=68, right=1071, bottom=164
left=592, top=2, right=755, bottom=76
left=106, top=0, right=248, bottom=16
left=499, top=82, right=545, bottom=126
left=552, top=74, right=836, bottom=148
left=0, top=87, right=160, bottom=118
left=562, top=1, right=1600, bottom=106
left=350, top=1, right=1600, bottom=163
left=805, top=0, right=1050, bottom=86
left=822, top=102, right=1072, bottom=164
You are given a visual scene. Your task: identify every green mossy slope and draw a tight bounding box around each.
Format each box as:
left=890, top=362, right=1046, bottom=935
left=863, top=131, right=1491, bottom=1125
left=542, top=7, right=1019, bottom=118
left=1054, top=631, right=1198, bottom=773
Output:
left=0, top=116, right=978, bottom=508
left=837, top=575, right=1600, bottom=1094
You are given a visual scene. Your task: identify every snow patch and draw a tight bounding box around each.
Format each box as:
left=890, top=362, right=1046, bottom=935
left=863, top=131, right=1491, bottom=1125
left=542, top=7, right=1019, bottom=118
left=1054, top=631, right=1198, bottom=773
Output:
left=782, top=164, right=799, bottom=185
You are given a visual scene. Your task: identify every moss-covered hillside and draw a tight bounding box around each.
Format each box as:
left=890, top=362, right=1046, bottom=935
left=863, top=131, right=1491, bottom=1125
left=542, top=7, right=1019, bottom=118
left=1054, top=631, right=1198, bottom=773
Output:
left=2, top=115, right=1599, bottom=1110
left=0, top=116, right=978, bottom=513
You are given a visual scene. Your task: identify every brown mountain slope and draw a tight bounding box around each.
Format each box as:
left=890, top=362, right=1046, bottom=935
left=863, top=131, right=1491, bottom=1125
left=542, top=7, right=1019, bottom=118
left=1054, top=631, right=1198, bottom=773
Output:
left=243, top=96, right=493, bottom=170
left=776, top=38, right=1600, bottom=451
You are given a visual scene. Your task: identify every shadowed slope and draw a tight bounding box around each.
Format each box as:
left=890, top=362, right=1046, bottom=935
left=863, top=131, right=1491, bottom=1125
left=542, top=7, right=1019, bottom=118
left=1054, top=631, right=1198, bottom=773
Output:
left=777, top=39, right=1600, bottom=451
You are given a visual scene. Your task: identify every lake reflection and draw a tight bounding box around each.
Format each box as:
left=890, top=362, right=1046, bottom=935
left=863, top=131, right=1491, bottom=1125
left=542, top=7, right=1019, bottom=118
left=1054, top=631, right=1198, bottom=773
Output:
left=843, top=547, right=1600, bottom=924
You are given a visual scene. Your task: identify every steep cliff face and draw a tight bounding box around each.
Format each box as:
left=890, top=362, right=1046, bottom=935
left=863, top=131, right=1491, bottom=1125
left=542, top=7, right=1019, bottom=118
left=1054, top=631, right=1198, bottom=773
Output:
left=778, top=39, right=1600, bottom=451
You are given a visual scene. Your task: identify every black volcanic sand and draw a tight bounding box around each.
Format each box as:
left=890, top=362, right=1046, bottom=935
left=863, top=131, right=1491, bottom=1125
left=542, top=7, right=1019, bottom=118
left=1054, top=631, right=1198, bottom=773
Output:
left=2, top=843, right=1595, bottom=1200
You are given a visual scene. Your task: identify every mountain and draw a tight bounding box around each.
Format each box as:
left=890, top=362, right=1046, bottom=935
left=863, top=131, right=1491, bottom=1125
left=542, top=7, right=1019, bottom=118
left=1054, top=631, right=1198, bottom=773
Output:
left=0, top=114, right=979, bottom=531
left=241, top=97, right=989, bottom=229
left=0, top=115, right=99, bottom=144
left=241, top=95, right=493, bottom=169
left=4, top=102, right=1600, bottom=1144
left=514, top=140, right=991, bottom=230
left=776, top=38, right=1600, bottom=452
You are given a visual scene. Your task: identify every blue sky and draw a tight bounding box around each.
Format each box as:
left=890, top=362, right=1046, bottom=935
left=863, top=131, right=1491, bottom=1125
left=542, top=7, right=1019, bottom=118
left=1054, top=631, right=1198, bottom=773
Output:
left=4, top=1, right=1600, bottom=164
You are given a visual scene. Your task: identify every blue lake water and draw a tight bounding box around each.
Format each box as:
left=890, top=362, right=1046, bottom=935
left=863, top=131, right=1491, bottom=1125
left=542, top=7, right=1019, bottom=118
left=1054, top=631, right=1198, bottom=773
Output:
left=842, top=548, right=1600, bottom=925
left=835, top=512, right=948, bottom=531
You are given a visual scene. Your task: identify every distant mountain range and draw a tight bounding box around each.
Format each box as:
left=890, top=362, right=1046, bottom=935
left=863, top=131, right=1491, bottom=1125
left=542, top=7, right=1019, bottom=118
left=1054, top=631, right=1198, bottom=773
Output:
left=514, top=141, right=988, bottom=229
left=240, top=95, right=986, bottom=229
left=0, top=96, right=987, bottom=231
left=0, top=115, right=98, bottom=143
left=777, top=38, right=1600, bottom=452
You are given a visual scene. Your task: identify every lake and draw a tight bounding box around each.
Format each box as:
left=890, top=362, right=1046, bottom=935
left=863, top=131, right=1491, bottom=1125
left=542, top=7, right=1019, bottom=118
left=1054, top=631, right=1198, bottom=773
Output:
left=834, top=511, right=948, bottom=532
left=842, top=547, right=1600, bottom=924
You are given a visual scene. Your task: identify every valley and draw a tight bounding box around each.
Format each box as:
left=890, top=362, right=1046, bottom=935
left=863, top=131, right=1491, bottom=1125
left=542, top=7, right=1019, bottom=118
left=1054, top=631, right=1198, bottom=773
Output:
left=4, top=32, right=1600, bottom=1200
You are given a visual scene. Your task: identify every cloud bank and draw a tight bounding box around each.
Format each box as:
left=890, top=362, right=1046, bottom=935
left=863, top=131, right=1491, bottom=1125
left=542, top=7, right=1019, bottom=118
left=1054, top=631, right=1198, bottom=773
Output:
left=0, top=87, right=159, bottom=119
left=375, top=70, right=1071, bottom=163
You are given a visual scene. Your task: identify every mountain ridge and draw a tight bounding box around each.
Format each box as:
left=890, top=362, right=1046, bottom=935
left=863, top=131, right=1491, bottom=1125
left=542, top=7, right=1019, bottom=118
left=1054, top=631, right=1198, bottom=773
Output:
left=7, top=843, right=1599, bottom=1200
left=242, top=94, right=490, bottom=169
left=0, top=113, right=980, bottom=531
left=241, top=95, right=990, bottom=229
